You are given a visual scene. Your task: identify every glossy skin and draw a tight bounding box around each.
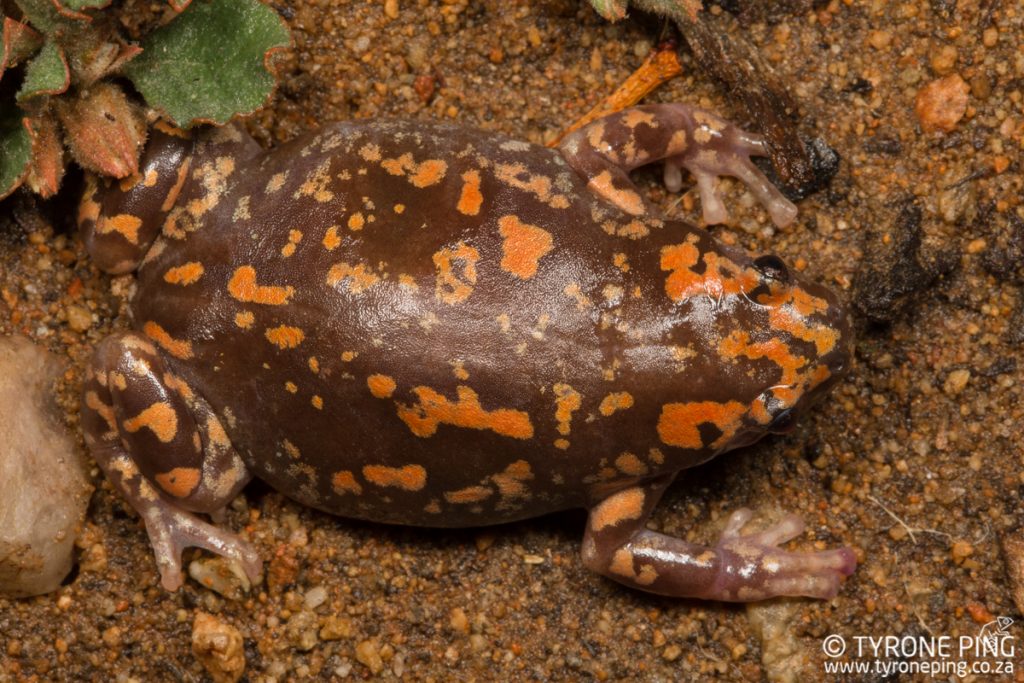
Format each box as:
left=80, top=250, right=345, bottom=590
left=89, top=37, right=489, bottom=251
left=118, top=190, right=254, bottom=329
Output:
left=79, top=105, right=856, bottom=599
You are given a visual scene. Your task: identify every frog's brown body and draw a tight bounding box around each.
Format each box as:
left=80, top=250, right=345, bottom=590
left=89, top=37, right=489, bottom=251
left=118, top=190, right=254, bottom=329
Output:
left=80, top=105, right=856, bottom=599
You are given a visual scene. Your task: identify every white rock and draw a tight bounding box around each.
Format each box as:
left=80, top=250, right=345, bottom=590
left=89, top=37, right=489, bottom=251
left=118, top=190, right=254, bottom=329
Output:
left=0, top=335, right=91, bottom=597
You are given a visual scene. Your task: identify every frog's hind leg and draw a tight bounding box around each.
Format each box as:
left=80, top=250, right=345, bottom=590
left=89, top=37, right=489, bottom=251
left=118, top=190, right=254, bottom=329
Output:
left=81, top=331, right=259, bottom=590
left=581, top=476, right=856, bottom=600
left=558, top=103, right=798, bottom=228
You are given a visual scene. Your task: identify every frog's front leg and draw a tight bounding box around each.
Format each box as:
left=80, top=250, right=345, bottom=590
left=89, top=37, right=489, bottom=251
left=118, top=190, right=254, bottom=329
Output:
left=582, top=476, right=856, bottom=600
left=559, top=103, right=798, bottom=228
left=81, top=332, right=260, bottom=590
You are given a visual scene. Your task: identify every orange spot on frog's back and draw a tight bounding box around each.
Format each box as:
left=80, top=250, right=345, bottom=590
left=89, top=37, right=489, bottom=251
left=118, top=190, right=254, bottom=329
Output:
left=143, top=321, right=194, bottom=360
left=660, top=237, right=702, bottom=302
left=433, top=242, right=479, bottom=304
left=591, top=487, right=646, bottom=531
left=457, top=170, right=483, bottom=216
left=381, top=153, right=447, bottom=188
left=326, top=262, right=381, bottom=294
left=553, top=383, right=581, bottom=436
left=234, top=311, right=255, bottom=329
left=163, top=262, right=205, bottom=286
left=331, top=470, right=363, bottom=495
left=410, top=159, right=447, bottom=188
left=396, top=385, right=533, bottom=440
left=657, top=400, right=747, bottom=450
left=498, top=215, right=553, bottom=280
left=599, top=392, right=634, bottom=416
left=444, top=486, right=493, bottom=504
left=363, top=464, right=427, bottom=491
left=367, top=374, right=397, bottom=399
left=265, top=325, right=305, bottom=349
left=614, top=452, right=648, bottom=476
left=154, top=467, right=201, bottom=498
left=322, top=225, right=342, bottom=250
left=228, top=266, right=294, bottom=305
left=492, top=459, right=533, bottom=499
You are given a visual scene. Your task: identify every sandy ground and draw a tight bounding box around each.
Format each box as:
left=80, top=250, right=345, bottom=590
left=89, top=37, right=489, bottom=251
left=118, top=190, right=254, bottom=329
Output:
left=2, top=0, right=1023, bottom=680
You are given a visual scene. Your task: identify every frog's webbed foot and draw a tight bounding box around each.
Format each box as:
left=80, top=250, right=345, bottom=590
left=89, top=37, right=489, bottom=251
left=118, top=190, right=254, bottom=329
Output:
left=143, top=505, right=261, bottom=591
left=582, top=479, right=856, bottom=601
left=559, top=103, right=798, bottom=228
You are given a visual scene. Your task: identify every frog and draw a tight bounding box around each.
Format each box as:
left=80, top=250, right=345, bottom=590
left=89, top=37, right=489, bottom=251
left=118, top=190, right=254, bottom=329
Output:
left=78, top=103, right=856, bottom=600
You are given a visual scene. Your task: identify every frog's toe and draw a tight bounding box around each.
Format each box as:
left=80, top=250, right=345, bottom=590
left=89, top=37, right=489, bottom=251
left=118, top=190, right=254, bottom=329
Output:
left=743, top=512, right=805, bottom=547
left=144, top=508, right=262, bottom=591
left=719, top=507, right=754, bottom=538
left=763, top=546, right=857, bottom=600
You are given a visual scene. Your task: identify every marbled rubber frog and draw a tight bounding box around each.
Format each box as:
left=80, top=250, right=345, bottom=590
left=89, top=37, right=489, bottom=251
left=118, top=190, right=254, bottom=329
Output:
left=79, top=104, right=855, bottom=600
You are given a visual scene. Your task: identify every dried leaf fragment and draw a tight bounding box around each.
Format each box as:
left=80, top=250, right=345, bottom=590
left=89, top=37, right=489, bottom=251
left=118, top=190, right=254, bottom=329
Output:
left=58, top=83, right=146, bottom=178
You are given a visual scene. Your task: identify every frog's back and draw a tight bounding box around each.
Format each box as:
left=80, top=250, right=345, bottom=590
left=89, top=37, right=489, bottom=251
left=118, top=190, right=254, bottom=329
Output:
left=132, top=120, right=739, bottom=525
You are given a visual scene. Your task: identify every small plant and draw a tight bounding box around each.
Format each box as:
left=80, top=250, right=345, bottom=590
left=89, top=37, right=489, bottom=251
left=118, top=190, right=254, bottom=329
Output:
left=0, top=0, right=289, bottom=200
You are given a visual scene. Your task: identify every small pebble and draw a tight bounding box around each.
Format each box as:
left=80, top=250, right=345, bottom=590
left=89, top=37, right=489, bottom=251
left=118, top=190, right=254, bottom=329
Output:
left=951, top=540, right=974, bottom=564
left=65, top=304, right=92, bottom=332
left=915, top=74, right=970, bottom=132
left=304, top=585, right=327, bottom=610
left=929, top=45, right=958, bottom=75
left=355, top=639, right=384, bottom=674
left=320, top=615, right=354, bottom=641
left=662, top=644, right=682, bottom=661
left=449, top=607, right=469, bottom=635
left=943, top=369, right=970, bottom=395
left=188, top=557, right=251, bottom=601
left=286, top=610, right=319, bottom=651
left=192, top=612, right=245, bottom=683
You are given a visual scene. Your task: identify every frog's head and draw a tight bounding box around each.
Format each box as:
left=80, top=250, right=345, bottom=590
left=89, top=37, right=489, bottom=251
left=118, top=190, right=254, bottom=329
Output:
left=656, top=230, right=853, bottom=458
left=77, top=123, right=194, bottom=274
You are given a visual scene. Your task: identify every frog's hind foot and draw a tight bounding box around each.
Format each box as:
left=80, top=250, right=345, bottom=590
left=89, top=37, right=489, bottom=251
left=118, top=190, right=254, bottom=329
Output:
left=711, top=508, right=856, bottom=600
left=143, top=504, right=262, bottom=591
left=582, top=479, right=856, bottom=601
left=81, top=331, right=259, bottom=591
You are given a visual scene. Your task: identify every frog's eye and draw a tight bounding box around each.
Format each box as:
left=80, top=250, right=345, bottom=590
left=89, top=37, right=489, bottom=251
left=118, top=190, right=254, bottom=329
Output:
left=753, top=254, right=790, bottom=284
left=767, top=407, right=796, bottom=434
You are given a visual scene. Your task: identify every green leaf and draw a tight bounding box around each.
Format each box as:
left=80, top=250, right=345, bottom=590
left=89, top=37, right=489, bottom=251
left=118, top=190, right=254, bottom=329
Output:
left=17, top=41, right=70, bottom=102
left=590, top=0, right=629, bottom=21
left=13, top=0, right=63, bottom=32
left=124, top=0, right=290, bottom=128
left=0, top=100, right=32, bottom=199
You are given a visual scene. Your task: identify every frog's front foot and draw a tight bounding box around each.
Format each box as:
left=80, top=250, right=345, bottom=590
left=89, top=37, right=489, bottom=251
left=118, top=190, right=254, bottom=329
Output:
left=143, top=506, right=262, bottom=591
left=665, top=126, right=799, bottom=229
left=560, top=103, right=798, bottom=228
left=709, top=508, right=856, bottom=600
left=583, top=479, right=856, bottom=601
